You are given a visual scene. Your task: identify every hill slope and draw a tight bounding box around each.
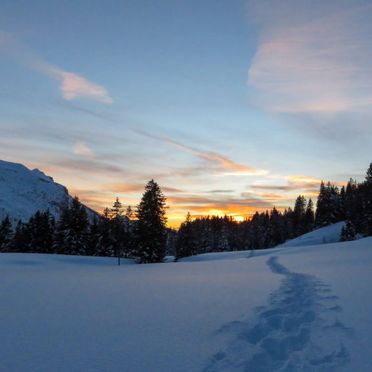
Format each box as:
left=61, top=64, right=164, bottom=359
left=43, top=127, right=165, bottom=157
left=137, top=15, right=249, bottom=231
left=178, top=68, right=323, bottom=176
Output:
left=0, top=160, right=88, bottom=222
left=278, top=221, right=346, bottom=248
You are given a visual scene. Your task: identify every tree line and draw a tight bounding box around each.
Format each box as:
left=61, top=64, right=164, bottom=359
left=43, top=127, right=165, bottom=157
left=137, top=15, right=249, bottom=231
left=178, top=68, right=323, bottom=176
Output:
left=1, top=164, right=372, bottom=262
left=0, top=180, right=169, bottom=264
left=176, top=163, right=372, bottom=259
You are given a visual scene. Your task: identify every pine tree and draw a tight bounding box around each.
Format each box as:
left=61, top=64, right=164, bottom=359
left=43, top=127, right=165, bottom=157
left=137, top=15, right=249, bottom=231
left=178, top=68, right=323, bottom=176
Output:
left=176, top=213, right=195, bottom=259
left=304, top=198, right=315, bottom=232
left=340, top=220, right=356, bottom=241
left=69, top=197, right=89, bottom=255
left=293, top=195, right=307, bottom=235
left=135, top=180, right=167, bottom=263
left=315, top=182, right=341, bottom=227
left=110, top=197, right=128, bottom=264
left=86, top=216, right=101, bottom=256
left=97, top=209, right=114, bottom=256
left=125, top=206, right=134, bottom=219
left=54, top=197, right=89, bottom=255
left=366, top=163, right=372, bottom=184
left=362, top=163, right=372, bottom=235
left=11, top=221, right=30, bottom=252
left=27, top=210, right=55, bottom=253
left=0, top=216, right=12, bottom=252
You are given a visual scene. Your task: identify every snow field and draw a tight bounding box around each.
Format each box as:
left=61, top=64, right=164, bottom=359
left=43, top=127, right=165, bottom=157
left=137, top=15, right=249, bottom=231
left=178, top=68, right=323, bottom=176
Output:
left=1, top=228, right=372, bottom=371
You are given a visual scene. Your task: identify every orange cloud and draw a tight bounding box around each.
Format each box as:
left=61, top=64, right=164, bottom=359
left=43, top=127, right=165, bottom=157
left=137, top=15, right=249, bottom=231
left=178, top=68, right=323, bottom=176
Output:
left=135, top=129, right=267, bottom=176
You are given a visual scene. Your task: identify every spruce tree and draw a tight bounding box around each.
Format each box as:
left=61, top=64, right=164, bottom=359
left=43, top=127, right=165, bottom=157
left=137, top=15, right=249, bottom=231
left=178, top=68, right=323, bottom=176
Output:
left=135, top=180, right=167, bottom=263
left=86, top=216, right=101, bottom=256
left=0, top=216, right=12, bottom=252
left=176, top=213, right=195, bottom=259
left=315, top=182, right=341, bottom=227
left=293, top=195, right=307, bottom=235
left=268, top=207, right=284, bottom=247
left=11, top=221, right=30, bottom=252
left=340, top=220, right=356, bottom=241
left=97, top=209, right=114, bottom=256
left=69, top=197, right=89, bottom=255
left=54, top=197, right=89, bottom=255
left=304, top=198, right=315, bottom=232
left=110, top=197, right=128, bottom=264
left=362, top=163, right=372, bottom=235
left=27, top=211, right=55, bottom=253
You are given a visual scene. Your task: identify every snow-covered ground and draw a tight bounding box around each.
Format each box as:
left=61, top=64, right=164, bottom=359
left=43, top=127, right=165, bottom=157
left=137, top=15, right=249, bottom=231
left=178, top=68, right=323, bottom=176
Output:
left=1, top=236, right=372, bottom=371
left=278, top=221, right=345, bottom=248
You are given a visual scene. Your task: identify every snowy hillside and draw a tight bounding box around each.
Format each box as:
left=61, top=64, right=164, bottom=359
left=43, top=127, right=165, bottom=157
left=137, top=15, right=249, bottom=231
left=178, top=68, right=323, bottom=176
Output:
left=0, top=160, right=90, bottom=222
left=279, top=221, right=346, bottom=248
left=1, top=238, right=372, bottom=371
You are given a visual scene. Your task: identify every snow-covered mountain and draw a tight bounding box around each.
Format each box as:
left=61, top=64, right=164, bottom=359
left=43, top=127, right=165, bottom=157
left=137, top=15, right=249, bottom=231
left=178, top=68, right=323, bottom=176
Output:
left=0, top=160, right=89, bottom=222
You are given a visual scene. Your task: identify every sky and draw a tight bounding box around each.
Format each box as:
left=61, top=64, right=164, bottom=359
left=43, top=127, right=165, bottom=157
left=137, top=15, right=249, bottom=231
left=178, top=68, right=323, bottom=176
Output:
left=1, top=0, right=372, bottom=227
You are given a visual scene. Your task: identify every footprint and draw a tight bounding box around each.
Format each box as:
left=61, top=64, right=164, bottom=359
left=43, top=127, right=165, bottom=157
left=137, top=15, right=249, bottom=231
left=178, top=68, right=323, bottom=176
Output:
left=204, top=256, right=352, bottom=372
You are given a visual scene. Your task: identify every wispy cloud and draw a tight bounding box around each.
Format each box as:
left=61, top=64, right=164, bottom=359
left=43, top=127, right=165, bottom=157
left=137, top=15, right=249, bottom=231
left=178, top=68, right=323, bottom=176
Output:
left=73, top=142, right=95, bottom=158
left=250, top=175, right=344, bottom=196
left=46, top=67, right=113, bottom=104
left=247, top=1, right=372, bottom=114
left=135, top=129, right=267, bottom=176
left=0, top=31, right=112, bottom=104
left=50, top=158, right=125, bottom=175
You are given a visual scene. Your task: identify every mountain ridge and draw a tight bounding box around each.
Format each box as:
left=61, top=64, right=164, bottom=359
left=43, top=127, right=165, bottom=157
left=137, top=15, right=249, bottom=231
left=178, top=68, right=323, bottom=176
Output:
left=0, top=159, right=92, bottom=222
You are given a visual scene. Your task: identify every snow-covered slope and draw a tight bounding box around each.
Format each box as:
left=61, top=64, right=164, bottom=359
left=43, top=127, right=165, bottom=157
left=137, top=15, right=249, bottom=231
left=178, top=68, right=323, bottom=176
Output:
left=279, top=221, right=346, bottom=248
left=1, top=238, right=372, bottom=371
left=0, top=160, right=86, bottom=222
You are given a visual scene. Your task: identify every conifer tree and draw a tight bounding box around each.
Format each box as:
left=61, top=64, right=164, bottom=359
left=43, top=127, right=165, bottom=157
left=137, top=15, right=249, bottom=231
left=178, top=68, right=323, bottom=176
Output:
left=97, top=208, right=114, bottom=256
left=315, top=182, right=341, bottom=227
left=362, top=163, right=372, bottom=235
left=340, top=220, right=356, bottom=241
left=11, top=221, right=30, bottom=252
left=86, top=216, right=101, bottom=256
left=293, top=195, right=307, bottom=235
left=27, top=211, right=55, bottom=253
left=268, top=207, right=284, bottom=247
left=54, top=197, right=89, bottom=255
left=176, top=213, right=195, bottom=259
left=304, top=198, right=315, bottom=232
left=110, top=197, right=128, bottom=264
left=135, top=180, right=167, bottom=263
left=0, top=216, right=12, bottom=252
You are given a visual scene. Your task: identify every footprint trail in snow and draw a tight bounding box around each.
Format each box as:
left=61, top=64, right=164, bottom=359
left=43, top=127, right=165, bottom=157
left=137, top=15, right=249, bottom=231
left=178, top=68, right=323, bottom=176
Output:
left=204, top=256, right=352, bottom=372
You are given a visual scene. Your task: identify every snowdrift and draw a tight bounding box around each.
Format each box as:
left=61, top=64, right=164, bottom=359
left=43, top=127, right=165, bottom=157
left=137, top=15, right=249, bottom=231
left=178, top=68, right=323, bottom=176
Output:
left=279, top=221, right=345, bottom=248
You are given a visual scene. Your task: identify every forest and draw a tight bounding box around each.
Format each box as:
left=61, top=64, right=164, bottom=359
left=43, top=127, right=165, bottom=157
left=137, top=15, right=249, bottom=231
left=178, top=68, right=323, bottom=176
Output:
left=1, top=164, right=371, bottom=263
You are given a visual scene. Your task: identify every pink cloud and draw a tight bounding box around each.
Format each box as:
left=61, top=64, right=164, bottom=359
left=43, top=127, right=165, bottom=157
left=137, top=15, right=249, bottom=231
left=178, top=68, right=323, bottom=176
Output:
left=247, top=1, right=372, bottom=114
left=48, top=67, right=113, bottom=104
left=0, top=31, right=112, bottom=104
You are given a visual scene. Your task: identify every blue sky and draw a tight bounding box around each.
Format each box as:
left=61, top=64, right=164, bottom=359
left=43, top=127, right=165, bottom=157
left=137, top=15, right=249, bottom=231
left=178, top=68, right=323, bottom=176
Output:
left=1, top=0, right=372, bottom=225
